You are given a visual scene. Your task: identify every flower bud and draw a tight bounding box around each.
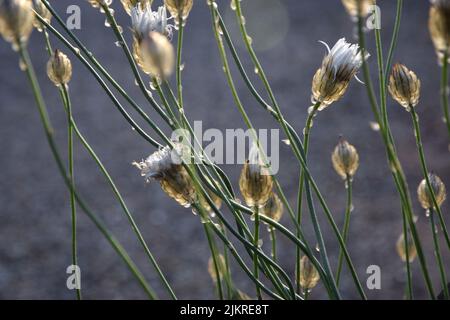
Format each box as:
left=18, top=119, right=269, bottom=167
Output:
left=261, top=192, right=283, bottom=223
left=429, top=0, right=450, bottom=62
left=299, top=256, right=320, bottom=290
left=388, top=63, right=421, bottom=110
left=396, top=233, right=417, bottom=263
left=341, top=0, right=375, bottom=19
left=33, top=0, right=51, bottom=32
left=47, top=49, right=72, bottom=86
left=164, top=0, right=193, bottom=26
left=239, top=145, right=273, bottom=207
left=0, top=0, right=34, bottom=48
left=417, top=173, right=447, bottom=210
left=133, top=143, right=196, bottom=207
left=331, top=138, right=359, bottom=180
left=138, top=31, right=174, bottom=80
left=121, top=0, right=152, bottom=15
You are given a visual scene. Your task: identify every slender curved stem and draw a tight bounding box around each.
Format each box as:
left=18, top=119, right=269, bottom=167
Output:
left=441, top=51, right=450, bottom=140
left=336, top=176, right=352, bottom=286
left=253, top=206, right=262, bottom=299
left=176, top=16, right=184, bottom=109
left=270, top=227, right=277, bottom=263
left=429, top=210, right=449, bottom=299
left=384, top=0, right=403, bottom=84
left=402, top=210, right=413, bottom=300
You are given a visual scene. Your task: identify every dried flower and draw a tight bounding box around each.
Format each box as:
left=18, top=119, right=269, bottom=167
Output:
left=87, top=0, right=113, bottom=9
left=198, top=187, right=222, bottom=214
left=341, top=0, right=375, bottom=18
left=47, top=49, right=72, bottom=86
left=0, top=0, right=34, bottom=48
left=136, top=31, right=174, bottom=79
left=417, top=173, right=447, bottom=210
left=164, top=0, right=193, bottom=26
left=207, top=254, right=226, bottom=283
left=239, top=145, right=273, bottom=207
left=299, top=256, right=320, bottom=290
left=331, top=138, right=359, bottom=180
left=261, top=192, right=283, bottom=222
left=121, top=0, right=152, bottom=15
left=131, top=4, right=172, bottom=41
left=32, top=0, right=51, bottom=32
left=388, top=63, right=421, bottom=111
left=429, top=0, right=450, bottom=62
left=396, top=233, right=417, bottom=263
left=312, top=38, right=369, bottom=107
left=133, top=143, right=196, bottom=207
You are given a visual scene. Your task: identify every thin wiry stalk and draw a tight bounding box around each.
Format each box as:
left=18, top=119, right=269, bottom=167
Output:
left=253, top=206, right=262, bottom=300
left=402, top=210, right=413, bottom=300
left=61, top=86, right=81, bottom=300
left=270, top=227, right=277, bottom=263
left=176, top=16, right=184, bottom=109
left=441, top=52, right=450, bottom=140
left=384, top=0, right=403, bottom=84
left=429, top=210, right=449, bottom=299
left=357, top=11, right=436, bottom=299
left=18, top=43, right=158, bottom=300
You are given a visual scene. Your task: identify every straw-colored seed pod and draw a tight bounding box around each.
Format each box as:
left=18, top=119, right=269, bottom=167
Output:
left=417, top=173, right=447, bottom=210
left=164, top=0, right=193, bottom=24
left=388, top=63, right=421, bottom=110
left=299, top=256, right=320, bottom=290
left=33, top=0, right=51, bottom=32
left=331, top=138, right=359, bottom=180
left=0, top=0, right=34, bottom=48
left=341, top=0, right=375, bottom=18
left=207, top=254, right=227, bottom=283
left=159, top=165, right=196, bottom=207
left=429, top=0, right=450, bottom=61
left=261, top=192, right=283, bottom=222
left=47, top=49, right=72, bottom=86
left=138, top=31, right=174, bottom=80
left=396, top=233, right=417, bottom=263
left=198, top=189, right=222, bottom=214
left=120, top=0, right=152, bottom=15
left=239, top=147, right=273, bottom=207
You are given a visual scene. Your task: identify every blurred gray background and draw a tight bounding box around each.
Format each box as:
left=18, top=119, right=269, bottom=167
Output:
left=0, top=0, right=448, bottom=299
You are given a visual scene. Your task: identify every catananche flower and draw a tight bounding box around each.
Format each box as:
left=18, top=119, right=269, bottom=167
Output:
left=417, top=173, right=447, bottom=210
left=0, top=0, right=34, bottom=48
left=331, top=138, right=359, bottom=180
left=341, top=0, right=375, bottom=19
left=47, top=49, right=72, bottom=86
left=131, top=3, right=172, bottom=41
left=312, top=38, right=369, bottom=108
left=164, top=0, right=193, bottom=26
left=260, top=192, right=283, bottom=223
left=429, top=0, right=450, bottom=62
left=133, top=143, right=196, bottom=207
left=396, top=233, right=417, bottom=263
left=239, top=144, right=273, bottom=208
left=388, top=63, right=421, bottom=111
left=32, top=0, right=51, bottom=32
left=137, top=30, right=175, bottom=79
left=299, top=256, right=320, bottom=290
left=207, top=254, right=226, bottom=283
left=121, top=0, right=152, bottom=15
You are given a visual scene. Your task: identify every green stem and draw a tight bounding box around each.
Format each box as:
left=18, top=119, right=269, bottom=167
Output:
left=402, top=209, right=413, bottom=300
left=384, top=0, right=403, bottom=84
left=270, top=227, right=277, bottom=263
left=430, top=210, right=449, bottom=299
left=61, top=86, right=81, bottom=300
left=176, top=16, right=184, bottom=109
left=253, top=206, right=262, bottom=299
left=441, top=51, right=450, bottom=140
left=336, top=176, right=352, bottom=286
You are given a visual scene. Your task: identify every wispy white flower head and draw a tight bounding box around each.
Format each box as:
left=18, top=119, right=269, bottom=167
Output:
left=431, top=0, right=450, bottom=8
left=131, top=4, right=173, bottom=40
left=312, top=38, right=369, bottom=107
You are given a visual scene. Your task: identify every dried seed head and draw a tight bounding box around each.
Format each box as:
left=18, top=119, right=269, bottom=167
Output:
left=396, top=233, right=417, bottom=263
left=133, top=143, right=196, bottom=207
left=331, top=138, right=359, bottom=180
left=164, top=0, right=193, bottom=26
left=138, top=31, right=174, bottom=80
left=429, top=0, right=450, bottom=62
left=417, top=173, right=447, bottom=210
left=121, top=0, right=152, bottom=15
left=0, top=0, right=34, bottom=48
left=312, top=38, right=369, bottom=107
left=388, top=63, right=421, bottom=110
left=47, top=49, right=72, bottom=86
left=341, top=0, right=375, bottom=18
left=87, top=0, right=113, bottom=9
left=198, top=187, right=222, bottom=214
left=131, top=3, right=172, bottom=41
left=299, top=256, right=320, bottom=290
left=261, top=192, right=284, bottom=222
left=207, top=254, right=226, bottom=283
left=239, top=145, right=273, bottom=207
left=32, top=0, right=51, bottom=32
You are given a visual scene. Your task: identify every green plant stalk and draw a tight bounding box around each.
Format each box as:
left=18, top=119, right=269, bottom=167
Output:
left=357, top=13, right=436, bottom=299
left=18, top=43, right=157, bottom=300
left=176, top=16, right=184, bottom=109
left=402, top=209, right=413, bottom=300
left=61, top=86, right=81, bottom=300
left=430, top=210, right=449, bottom=299
left=336, top=175, right=352, bottom=286
left=410, top=107, right=450, bottom=251
left=270, top=227, right=277, bottom=263
left=384, top=0, right=403, bottom=84
left=253, top=206, right=262, bottom=300
left=441, top=51, right=450, bottom=140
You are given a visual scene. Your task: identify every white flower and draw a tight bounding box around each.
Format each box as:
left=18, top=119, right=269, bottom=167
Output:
left=131, top=4, right=172, bottom=40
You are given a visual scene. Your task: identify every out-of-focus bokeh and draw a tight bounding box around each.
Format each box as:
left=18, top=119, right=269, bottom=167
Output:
left=0, top=0, right=448, bottom=299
